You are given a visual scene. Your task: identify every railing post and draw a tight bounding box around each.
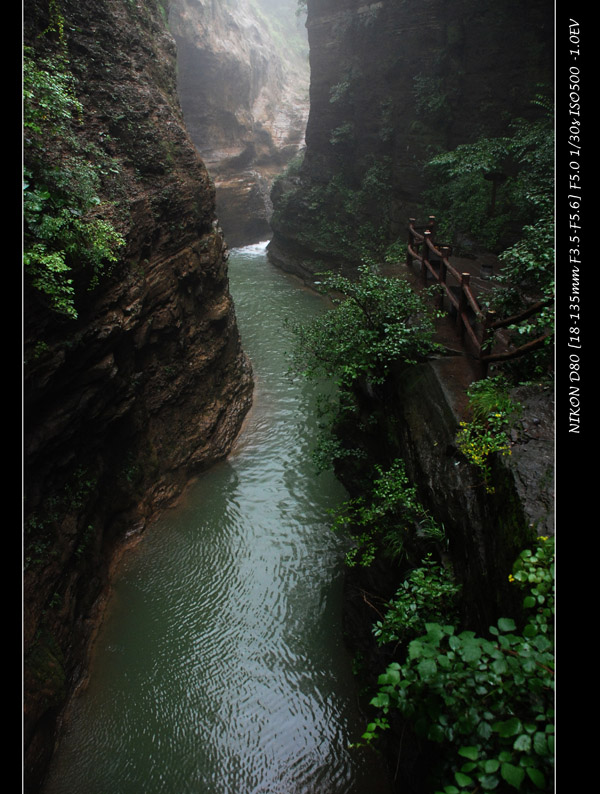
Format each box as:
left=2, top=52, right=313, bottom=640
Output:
left=422, top=230, right=431, bottom=284
left=479, top=309, right=497, bottom=376
left=428, top=215, right=436, bottom=236
left=456, top=272, right=470, bottom=338
left=407, top=218, right=416, bottom=267
left=438, top=245, right=450, bottom=310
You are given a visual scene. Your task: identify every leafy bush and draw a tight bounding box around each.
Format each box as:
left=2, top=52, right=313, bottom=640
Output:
left=422, top=92, right=555, bottom=378
left=274, top=158, right=395, bottom=264
left=289, top=264, right=439, bottom=390
left=330, top=460, right=444, bottom=567
left=289, top=265, right=440, bottom=471
left=373, top=555, right=461, bottom=647
left=23, top=46, right=125, bottom=319
left=456, top=377, right=521, bottom=492
left=423, top=92, right=553, bottom=256
left=362, top=536, right=555, bottom=793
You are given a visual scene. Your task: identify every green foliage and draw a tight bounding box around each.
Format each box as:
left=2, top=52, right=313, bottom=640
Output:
left=330, top=121, right=355, bottom=146
left=424, top=136, right=514, bottom=252
left=276, top=149, right=305, bottom=182
left=329, top=77, right=352, bottom=104
left=496, top=215, right=554, bottom=306
left=23, top=45, right=81, bottom=134
left=310, top=407, right=368, bottom=475
left=424, top=91, right=553, bottom=255
left=330, top=459, right=443, bottom=567
left=423, top=91, right=555, bottom=377
left=274, top=158, right=395, bottom=264
left=155, top=0, right=170, bottom=25
left=373, top=555, right=461, bottom=647
left=465, top=376, right=521, bottom=423
left=362, top=536, right=555, bottom=794
left=23, top=47, right=125, bottom=319
left=289, top=265, right=439, bottom=390
left=456, top=377, right=521, bottom=493
left=413, top=74, right=454, bottom=121
left=289, top=265, right=439, bottom=472
left=490, top=212, right=554, bottom=380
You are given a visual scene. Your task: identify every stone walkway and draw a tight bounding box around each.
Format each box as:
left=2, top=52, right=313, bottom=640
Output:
left=384, top=251, right=554, bottom=535
left=383, top=248, right=516, bottom=422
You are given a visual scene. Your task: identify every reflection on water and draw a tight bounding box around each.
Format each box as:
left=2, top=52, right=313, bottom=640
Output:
left=44, top=243, right=392, bottom=794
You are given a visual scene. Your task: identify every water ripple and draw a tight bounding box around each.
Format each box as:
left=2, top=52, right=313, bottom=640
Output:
left=44, top=244, right=392, bottom=794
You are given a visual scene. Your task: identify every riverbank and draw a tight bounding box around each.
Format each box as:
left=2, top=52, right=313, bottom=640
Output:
left=41, top=244, right=395, bottom=794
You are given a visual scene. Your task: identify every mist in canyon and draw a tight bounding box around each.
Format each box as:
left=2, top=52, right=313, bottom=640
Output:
left=24, top=1, right=555, bottom=792
left=170, top=0, right=310, bottom=246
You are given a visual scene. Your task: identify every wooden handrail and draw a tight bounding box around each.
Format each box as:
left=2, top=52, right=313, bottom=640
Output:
left=488, top=298, right=553, bottom=330
left=406, top=217, right=552, bottom=376
left=482, top=331, right=554, bottom=363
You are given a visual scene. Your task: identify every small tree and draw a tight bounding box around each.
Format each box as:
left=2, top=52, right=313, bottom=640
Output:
left=289, top=265, right=440, bottom=472
left=289, top=265, right=439, bottom=389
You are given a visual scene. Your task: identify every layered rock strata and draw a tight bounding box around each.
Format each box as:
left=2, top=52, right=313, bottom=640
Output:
left=23, top=0, right=252, bottom=789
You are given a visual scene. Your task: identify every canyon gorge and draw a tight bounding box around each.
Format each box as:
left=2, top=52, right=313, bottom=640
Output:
left=24, top=1, right=555, bottom=792
left=170, top=0, right=310, bottom=246
left=268, top=0, right=553, bottom=279
left=24, top=0, right=257, bottom=786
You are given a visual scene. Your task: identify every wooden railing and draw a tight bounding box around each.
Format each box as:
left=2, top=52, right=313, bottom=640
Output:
left=406, top=218, right=553, bottom=376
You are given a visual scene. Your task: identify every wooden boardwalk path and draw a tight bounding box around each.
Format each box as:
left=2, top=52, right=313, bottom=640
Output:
left=395, top=218, right=552, bottom=379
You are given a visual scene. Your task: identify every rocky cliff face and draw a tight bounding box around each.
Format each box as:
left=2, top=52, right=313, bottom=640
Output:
left=169, top=0, right=310, bottom=246
left=23, top=1, right=252, bottom=789
left=268, top=0, right=554, bottom=278
left=339, top=358, right=554, bottom=790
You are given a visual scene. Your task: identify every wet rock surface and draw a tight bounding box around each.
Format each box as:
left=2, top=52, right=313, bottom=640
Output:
left=24, top=1, right=253, bottom=789
left=269, top=0, right=553, bottom=273
left=507, top=383, right=554, bottom=537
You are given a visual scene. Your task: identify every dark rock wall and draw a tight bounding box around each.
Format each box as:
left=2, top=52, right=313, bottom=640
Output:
left=23, top=1, right=252, bottom=789
left=387, top=361, right=553, bottom=628
left=332, top=357, right=552, bottom=634
left=268, top=0, right=554, bottom=277
left=338, top=359, right=553, bottom=789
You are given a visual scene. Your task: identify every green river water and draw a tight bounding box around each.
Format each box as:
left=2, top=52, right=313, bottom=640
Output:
left=44, top=242, right=393, bottom=794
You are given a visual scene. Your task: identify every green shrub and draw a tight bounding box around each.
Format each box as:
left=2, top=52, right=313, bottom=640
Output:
left=23, top=47, right=125, bottom=319
left=423, top=91, right=553, bottom=255
left=289, top=266, right=440, bottom=472
left=373, top=555, right=461, bottom=647
left=361, top=536, right=555, bottom=793
left=422, top=92, right=554, bottom=377
left=289, top=264, right=439, bottom=390
left=330, top=459, right=444, bottom=567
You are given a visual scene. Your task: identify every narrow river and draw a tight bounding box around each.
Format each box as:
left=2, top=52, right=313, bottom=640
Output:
left=44, top=243, right=392, bottom=794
